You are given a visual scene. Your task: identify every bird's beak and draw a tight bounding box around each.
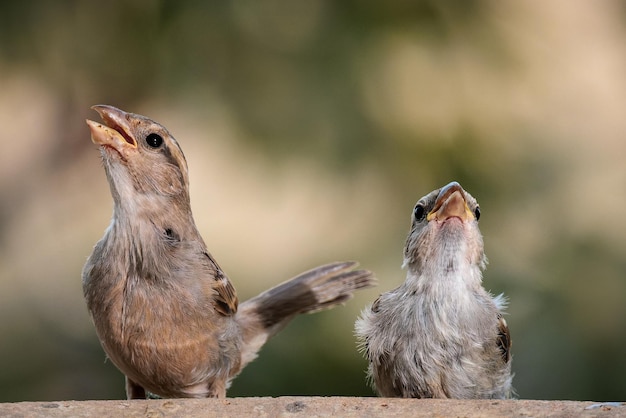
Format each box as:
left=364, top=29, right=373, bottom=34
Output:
left=427, top=182, right=474, bottom=222
left=86, top=105, right=137, bottom=153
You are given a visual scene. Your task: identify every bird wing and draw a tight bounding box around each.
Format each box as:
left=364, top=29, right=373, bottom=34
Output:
left=496, top=314, right=511, bottom=363
left=370, top=295, right=382, bottom=313
left=358, top=294, right=383, bottom=361
left=203, top=252, right=239, bottom=316
left=361, top=293, right=408, bottom=397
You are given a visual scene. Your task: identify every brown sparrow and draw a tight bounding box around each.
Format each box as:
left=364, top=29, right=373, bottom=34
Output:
left=82, top=105, right=376, bottom=399
left=355, top=182, right=512, bottom=398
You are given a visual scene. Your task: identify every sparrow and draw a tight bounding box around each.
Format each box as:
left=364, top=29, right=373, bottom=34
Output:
left=82, top=105, right=376, bottom=399
left=355, top=182, right=512, bottom=399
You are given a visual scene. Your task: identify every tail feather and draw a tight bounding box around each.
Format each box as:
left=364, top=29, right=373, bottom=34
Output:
left=302, top=267, right=375, bottom=314
left=235, top=261, right=376, bottom=368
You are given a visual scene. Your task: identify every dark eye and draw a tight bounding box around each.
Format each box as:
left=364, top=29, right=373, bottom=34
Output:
left=414, top=204, right=426, bottom=221
left=164, top=227, right=179, bottom=242
left=146, top=133, right=163, bottom=148
left=474, top=206, right=481, bottom=221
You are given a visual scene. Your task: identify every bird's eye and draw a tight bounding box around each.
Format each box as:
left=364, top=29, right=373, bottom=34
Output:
left=146, top=133, right=163, bottom=148
left=164, top=227, right=179, bottom=242
left=474, top=206, right=481, bottom=221
left=414, top=204, right=426, bottom=221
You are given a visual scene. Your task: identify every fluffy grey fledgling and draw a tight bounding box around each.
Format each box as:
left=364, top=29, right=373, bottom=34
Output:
left=355, top=182, right=512, bottom=398
left=83, top=105, right=376, bottom=399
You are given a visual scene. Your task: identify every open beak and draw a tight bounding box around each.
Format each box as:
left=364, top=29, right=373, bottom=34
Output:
left=427, top=181, right=474, bottom=222
left=86, top=105, right=137, bottom=154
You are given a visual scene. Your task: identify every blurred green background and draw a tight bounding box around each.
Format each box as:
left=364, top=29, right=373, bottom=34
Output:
left=1, top=0, right=625, bottom=402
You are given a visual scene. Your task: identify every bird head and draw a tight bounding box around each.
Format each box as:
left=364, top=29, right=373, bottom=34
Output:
left=86, top=105, right=191, bottom=215
left=403, top=182, right=486, bottom=274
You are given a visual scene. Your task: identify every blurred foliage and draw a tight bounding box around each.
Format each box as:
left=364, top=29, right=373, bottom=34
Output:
left=0, top=0, right=625, bottom=402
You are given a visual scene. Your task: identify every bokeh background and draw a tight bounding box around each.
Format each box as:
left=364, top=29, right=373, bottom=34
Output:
left=1, top=0, right=625, bottom=402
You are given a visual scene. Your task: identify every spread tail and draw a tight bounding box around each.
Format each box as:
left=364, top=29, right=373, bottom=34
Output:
left=235, top=261, right=376, bottom=368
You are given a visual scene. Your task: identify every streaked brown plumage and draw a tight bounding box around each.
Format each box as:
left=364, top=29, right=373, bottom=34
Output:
left=82, top=105, right=376, bottom=399
left=355, top=182, right=512, bottom=399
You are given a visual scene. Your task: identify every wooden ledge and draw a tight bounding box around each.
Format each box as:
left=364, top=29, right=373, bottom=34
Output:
left=0, top=397, right=623, bottom=417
